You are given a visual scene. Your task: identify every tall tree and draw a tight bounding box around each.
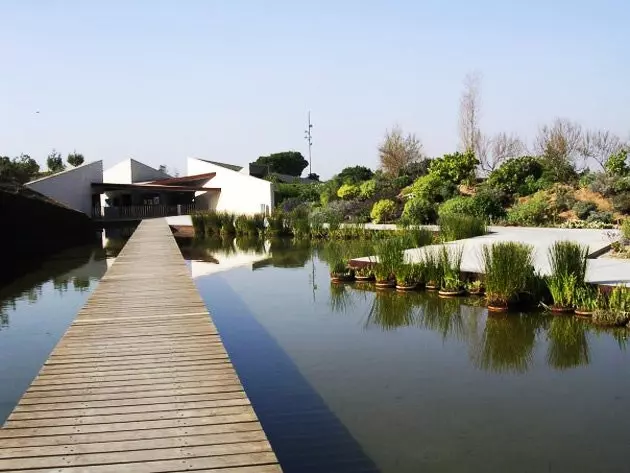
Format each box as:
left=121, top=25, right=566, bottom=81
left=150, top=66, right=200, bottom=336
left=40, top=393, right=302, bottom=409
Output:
left=378, top=126, right=423, bottom=175
left=67, top=151, right=85, bottom=167
left=534, top=118, right=583, bottom=181
left=0, top=154, right=40, bottom=184
left=480, top=132, right=526, bottom=172
left=253, top=151, right=308, bottom=176
left=580, top=129, right=625, bottom=170
left=46, top=149, right=65, bottom=173
left=337, top=165, right=373, bottom=184
left=458, top=72, right=483, bottom=155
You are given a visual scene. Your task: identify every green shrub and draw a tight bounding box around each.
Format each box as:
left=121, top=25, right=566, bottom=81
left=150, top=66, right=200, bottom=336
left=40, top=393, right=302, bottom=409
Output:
left=612, top=192, right=630, bottom=213
left=578, top=171, right=596, bottom=188
left=337, top=183, right=360, bottom=200
left=428, top=150, right=479, bottom=185
left=506, top=192, right=555, bottom=226
left=439, top=214, right=487, bottom=241
left=483, top=242, right=535, bottom=307
left=359, top=179, right=376, bottom=199
left=573, top=201, right=598, bottom=220
left=438, top=196, right=476, bottom=217
left=586, top=211, right=613, bottom=224
left=471, top=187, right=506, bottom=219
left=605, top=149, right=629, bottom=176
left=370, top=199, right=397, bottom=223
left=487, top=156, right=544, bottom=196
left=553, top=186, right=576, bottom=212
left=401, top=197, right=436, bottom=224
left=403, top=173, right=456, bottom=203
left=589, top=172, right=619, bottom=197
left=622, top=219, right=630, bottom=240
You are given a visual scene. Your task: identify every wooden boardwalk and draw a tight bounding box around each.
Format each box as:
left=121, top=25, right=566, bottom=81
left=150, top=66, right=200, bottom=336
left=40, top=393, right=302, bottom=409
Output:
left=0, top=219, right=282, bottom=473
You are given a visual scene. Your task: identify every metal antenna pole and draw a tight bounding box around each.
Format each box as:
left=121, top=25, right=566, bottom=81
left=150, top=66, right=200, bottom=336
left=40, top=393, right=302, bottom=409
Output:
left=304, top=111, right=313, bottom=175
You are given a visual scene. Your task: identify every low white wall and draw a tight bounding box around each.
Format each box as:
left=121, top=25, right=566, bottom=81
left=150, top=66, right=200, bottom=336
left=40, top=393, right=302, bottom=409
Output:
left=26, top=161, right=103, bottom=215
left=188, top=158, right=273, bottom=215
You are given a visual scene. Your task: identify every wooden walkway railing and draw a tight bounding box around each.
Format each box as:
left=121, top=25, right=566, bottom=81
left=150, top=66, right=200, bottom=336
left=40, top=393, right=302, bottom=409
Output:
left=0, top=219, right=282, bottom=472
left=93, top=203, right=198, bottom=221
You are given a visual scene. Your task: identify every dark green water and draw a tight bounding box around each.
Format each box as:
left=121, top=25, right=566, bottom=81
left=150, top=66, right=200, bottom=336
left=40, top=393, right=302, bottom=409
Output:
left=2, top=236, right=629, bottom=472
left=184, top=238, right=630, bottom=473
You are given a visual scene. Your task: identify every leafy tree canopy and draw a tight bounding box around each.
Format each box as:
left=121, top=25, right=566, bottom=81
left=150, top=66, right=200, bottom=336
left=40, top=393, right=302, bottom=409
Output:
left=337, top=165, right=373, bottom=184
left=0, top=154, right=40, bottom=184
left=605, top=149, right=629, bottom=177
left=253, top=151, right=308, bottom=177
left=47, top=149, right=65, bottom=173
left=428, top=150, right=478, bottom=185
left=486, top=156, right=544, bottom=196
left=67, top=152, right=85, bottom=167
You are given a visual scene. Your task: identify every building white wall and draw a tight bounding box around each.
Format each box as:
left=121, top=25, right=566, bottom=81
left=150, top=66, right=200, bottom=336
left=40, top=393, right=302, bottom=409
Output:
left=103, top=159, right=170, bottom=184
left=130, top=159, right=171, bottom=182
left=26, top=161, right=103, bottom=215
left=187, top=158, right=273, bottom=215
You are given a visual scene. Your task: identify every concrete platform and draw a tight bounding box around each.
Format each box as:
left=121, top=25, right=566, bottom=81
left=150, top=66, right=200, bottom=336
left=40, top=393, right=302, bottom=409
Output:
left=352, top=226, right=630, bottom=286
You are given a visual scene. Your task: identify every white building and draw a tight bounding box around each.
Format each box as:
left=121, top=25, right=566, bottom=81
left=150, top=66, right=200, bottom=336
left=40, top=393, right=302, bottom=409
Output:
left=25, top=157, right=275, bottom=219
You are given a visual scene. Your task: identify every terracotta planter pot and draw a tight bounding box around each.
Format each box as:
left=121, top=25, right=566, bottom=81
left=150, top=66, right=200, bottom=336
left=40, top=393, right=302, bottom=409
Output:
left=487, top=304, right=509, bottom=313
left=468, top=289, right=485, bottom=296
left=355, top=275, right=374, bottom=282
left=396, top=284, right=417, bottom=291
left=330, top=274, right=353, bottom=283
left=550, top=306, right=574, bottom=314
left=574, top=309, right=593, bottom=317
left=425, top=283, right=439, bottom=291
left=375, top=280, right=396, bottom=289
left=438, top=289, right=465, bottom=298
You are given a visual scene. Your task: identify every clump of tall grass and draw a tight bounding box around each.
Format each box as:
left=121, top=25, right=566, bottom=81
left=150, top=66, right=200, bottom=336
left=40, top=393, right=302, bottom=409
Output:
left=266, top=210, right=290, bottom=237
left=191, top=212, right=206, bottom=237
left=482, top=242, right=535, bottom=309
left=204, top=211, right=235, bottom=237
left=374, top=237, right=406, bottom=282
left=422, top=247, right=442, bottom=287
left=439, top=215, right=487, bottom=242
left=401, top=227, right=434, bottom=248
left=593, top=286, right=630, bottom=326
left=439, top=245, right=464, bottom=291
left=234, top=214, right=264, bottom=236
left=547, top=241, right=589, bottom=309
left=574, top=285, right=598, bottom=313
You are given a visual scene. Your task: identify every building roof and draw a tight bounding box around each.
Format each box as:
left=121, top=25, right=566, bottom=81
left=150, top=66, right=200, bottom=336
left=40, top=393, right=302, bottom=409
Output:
left=195, top=159, right=243, bottom=172
left=148, top=172, right=216, bottom=186
left=92, top=182, right=220, bottom=193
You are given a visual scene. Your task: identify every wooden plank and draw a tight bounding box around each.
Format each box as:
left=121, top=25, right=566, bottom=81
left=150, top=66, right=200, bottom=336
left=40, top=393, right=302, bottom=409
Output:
left=0, top=219, right=281, bottom=472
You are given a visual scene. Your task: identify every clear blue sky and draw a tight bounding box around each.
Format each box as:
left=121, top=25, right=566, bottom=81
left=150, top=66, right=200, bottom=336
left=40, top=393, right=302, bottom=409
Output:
left=1, top=0, right=628, bottom=178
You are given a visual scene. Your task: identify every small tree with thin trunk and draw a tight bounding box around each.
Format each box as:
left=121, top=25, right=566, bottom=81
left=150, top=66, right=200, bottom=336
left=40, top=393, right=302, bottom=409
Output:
left=580, top=129, right=625, bottom=170
left=67, top=152, right=85, bottom=167
left=378, top=125, right=423, bottom=175
left=458, top=72, right=482, bottom=155
left=46, top=149, right=65, bottom=173
left=480, top=132, right=526, bottom=173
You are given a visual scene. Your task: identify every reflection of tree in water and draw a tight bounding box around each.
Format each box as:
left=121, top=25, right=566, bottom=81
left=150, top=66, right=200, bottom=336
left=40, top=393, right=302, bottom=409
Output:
left=419, top=295, right=467, bottom=342
left=52, top=276, right=70, bottom=294
left=329, top=283, right=354, bottom=314
left=269, top=239, right=311, bottom=268
left=235, top=237, right=265, bottom=253
left=365, top=290, right=421, bottom=331
left=473, top=313, right=543, bottom=374
left=546, top=317, right=591, bottom=370
left=73, top=277, right=91, bottom=293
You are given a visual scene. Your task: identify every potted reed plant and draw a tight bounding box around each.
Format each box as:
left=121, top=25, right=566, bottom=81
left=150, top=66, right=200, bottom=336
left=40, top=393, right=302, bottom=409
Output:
left=438, top=246, right=465, bottom=297
left=482, top=242, right=535, bottom=312
left=330, top=260, right=355, bottom=283
left=574, top=285, right=598, bottom=316
left=592, top=286, right=630, bottom=326
left=466, top=280, right=485, bottom=296
left=354, top=265, right=375, bottom=281
left=423, top=247, right=441, bottom=290
left=547, top=241, right=589, bottom=314
left=374, top=263, right=395, bottom=288
left=395, top=264, right=419, bottom=291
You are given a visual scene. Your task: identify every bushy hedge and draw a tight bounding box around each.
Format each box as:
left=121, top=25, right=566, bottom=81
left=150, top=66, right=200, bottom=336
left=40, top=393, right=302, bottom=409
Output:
left=486, top=156, right=544, bottom=196
left=337, top=183, right=360, bottom=200
left=370, top=199, right=397, bottom=223
left=404, top=173, right=456, bottom=203
left=359, top=179, right=376, bottom=199
left=506, top=192, right=555, bottom=226
left=573, top=201, right=598, bottom=220
left=401, top=197, right=436, bottom=224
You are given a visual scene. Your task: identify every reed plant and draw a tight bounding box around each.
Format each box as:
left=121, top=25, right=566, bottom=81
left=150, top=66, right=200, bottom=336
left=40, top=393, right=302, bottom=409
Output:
left=593, top=286, right=630, bottom=326
left=574, top=285, right=598, bottom=312
left=439, top=215, right=487, bottom=242
left=439, top=245, right=464, bottom=291
left=482, top=242, right=535, bottom=308
left=422, top=247, right=442, bottom=287
left=547, top=241, right=589, bottom=309
left=191, top=212, right=206, bottom=237
left=374, top=237, right=406, bottom=278
left=234, top=214, right=264, bottom=236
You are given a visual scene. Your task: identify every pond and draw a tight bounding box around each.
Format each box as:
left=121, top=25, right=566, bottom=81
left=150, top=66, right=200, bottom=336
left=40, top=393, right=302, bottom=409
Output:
left=1, top=235, right=629, bottom=473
